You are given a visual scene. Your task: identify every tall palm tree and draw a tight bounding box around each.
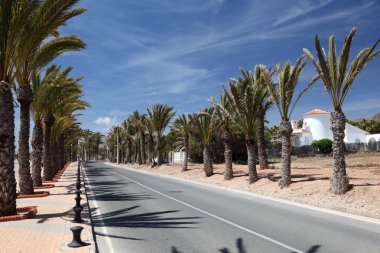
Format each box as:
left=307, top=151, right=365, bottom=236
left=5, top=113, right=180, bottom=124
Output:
left=265, top=57, right=318, bottom=187
left=143, top=115, right=156, bottom=165
left=131, top=111, right=147, bottom=164
left=171, top=114, right=192, bottom=172
left=122, top=118, right=137, bottom=164
left=0, top=0, right=30, bottom=216
left=303, top=28, right=380, bottom=194
left=190, top=108, right=221, bottom=177
left=210, top=94, right=235, bottom=180
left=252, top=66, right=274, bottom=170
left=15, top=0, right=86, bottom=195
left=147, top=104, right=176, bottom=166
left=37, top=65, right=84, bottom=180
left=93, top=132, right=103, bottom=160
left=31, top=73, right=45, bottom=186
left=224, top=75, right=261, bottom=183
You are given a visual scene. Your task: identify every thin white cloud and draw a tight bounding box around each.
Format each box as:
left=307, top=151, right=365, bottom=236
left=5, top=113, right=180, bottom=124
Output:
left=94, top=116, right=116, bottom=127
left=273, top=0, right=334, bottom=27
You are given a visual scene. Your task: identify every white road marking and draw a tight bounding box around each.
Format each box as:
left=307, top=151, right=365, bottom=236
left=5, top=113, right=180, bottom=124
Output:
left=83, top=166, right=116, bottom=253
left=108, top=169, right=303, bottom=253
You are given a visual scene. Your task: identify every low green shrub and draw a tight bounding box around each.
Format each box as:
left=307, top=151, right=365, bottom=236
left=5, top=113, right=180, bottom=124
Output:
left=311, top=139, right=333, bottom=154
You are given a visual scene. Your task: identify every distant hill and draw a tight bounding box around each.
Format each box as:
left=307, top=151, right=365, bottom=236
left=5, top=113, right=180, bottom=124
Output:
left=351, top=112, right=380, bottom=122
left=371, top=113, right=380, bottom=120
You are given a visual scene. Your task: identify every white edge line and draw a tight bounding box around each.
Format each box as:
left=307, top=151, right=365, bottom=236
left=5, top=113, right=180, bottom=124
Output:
left=108, top=169, right=303, bottom=253
left=83, top=165, right=116, bottom=253
left=105, top=162, right=380, bottom=226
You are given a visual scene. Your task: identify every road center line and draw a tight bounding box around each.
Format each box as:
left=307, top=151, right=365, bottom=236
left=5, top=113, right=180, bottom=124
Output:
left=108, top=169, right=304, bottom=253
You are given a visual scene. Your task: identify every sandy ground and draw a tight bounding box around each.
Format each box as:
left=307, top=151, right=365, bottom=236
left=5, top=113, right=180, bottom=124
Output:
left=112, top=152, right=380, bottom=219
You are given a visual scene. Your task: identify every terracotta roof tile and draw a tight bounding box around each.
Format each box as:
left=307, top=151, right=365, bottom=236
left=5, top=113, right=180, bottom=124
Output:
left=303, top=109, right=330, bottom=115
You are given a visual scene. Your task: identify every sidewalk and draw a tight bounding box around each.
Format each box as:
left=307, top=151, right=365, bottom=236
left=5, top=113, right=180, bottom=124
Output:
left=0, top=162, right=95, bottom=253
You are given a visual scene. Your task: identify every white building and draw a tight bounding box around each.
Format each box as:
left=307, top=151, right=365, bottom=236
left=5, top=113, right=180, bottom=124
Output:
left=291, top=109, right=380, bottom=147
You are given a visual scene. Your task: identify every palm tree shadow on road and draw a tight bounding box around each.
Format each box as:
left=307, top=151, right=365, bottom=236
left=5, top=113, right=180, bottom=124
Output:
left=171, top=238, right=321, bottom=253
left=92, top=205, right=200, bottom=230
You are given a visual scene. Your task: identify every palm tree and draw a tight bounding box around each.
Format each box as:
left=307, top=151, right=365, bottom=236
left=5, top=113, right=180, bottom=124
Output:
left=122, top=118, right=137, bottom=164
left=15, top=0, right=85, bottom=195
left=265, top=57, right=318, bottom=188
left=0, top=0, right=29, bottom=216
left=252, top=66, right=274, bottom=170
left=190, top=108, right=221, bottom=177
left=143, top=115, right=156, bottom=165
left=223, top=75, right=261, bottom=183
left=171, top=114, right=192, bottom=172
left=36, top=65, right=85, bottom=180
left=303, top=28, right=380, bottom=194
left=131, top=111, right=147, bottom=164
left=210, top=94, right=235, bottom=180
left=93, top=132, right=103, bottom=160
left=147, top=104, right=176, bottom=165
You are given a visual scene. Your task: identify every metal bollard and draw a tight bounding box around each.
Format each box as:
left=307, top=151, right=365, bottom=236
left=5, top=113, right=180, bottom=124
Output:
left=73, top=206, right=84, bottom=223
left=74, top=190, right=82, bottom=209
left=68, top=226, right=86, bottom=248
left=75, top=181, right=81, bottom=191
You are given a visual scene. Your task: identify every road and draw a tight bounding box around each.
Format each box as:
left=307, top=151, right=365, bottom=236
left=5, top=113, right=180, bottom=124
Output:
left=83, top=161, right=380, bottom=253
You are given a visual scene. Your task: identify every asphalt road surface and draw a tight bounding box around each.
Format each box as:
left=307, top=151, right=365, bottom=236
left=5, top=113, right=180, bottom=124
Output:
left=83, top=161, right=380, bottom=253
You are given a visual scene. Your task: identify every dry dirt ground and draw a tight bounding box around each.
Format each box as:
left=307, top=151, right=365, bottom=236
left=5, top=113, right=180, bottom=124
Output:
left=113, top=152, right=380, bottom=219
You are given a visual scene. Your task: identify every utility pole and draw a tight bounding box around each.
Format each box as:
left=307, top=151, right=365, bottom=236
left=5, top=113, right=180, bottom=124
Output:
left=116, top=134, right=120, bottom=164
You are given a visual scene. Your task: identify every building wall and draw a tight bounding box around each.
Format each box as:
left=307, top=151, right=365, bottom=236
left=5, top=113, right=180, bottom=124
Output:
left=303, top=114, right=332, bottom=142
left=344, top=124, right=368, bottom=143
left=169, top=151, right=185, bottom=164
left=366, top=134, right=380, bottom=142
left=297, top=113, right=371, bottom=145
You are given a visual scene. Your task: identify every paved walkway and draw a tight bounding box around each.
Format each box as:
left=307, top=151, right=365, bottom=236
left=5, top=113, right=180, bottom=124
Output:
left=0, top=162, right=95, bottom=253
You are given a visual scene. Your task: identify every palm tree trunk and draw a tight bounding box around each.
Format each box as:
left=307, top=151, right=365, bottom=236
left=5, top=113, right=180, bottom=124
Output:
left=137, top=141, right=142, bottom=164
left=203, top=145, right=213, bottom=177
left=257, top=113, right=269, bottom=170
left=17, top=85, right=34, bottom=194
left=182, top=136, right=189, bottom=172
left=330, top=111, right=349, bottom=194
left=157, top=136, right=164, bottom=165
left=246, top=136, right=258, bottom=183
left=31, top=125, right=43, bottom=186
left=279, top=119, right=292, bottom=188
left=0, top=84, right=17, bottom=216
left=222, top=130, right=233, bottom=180
left=149, top=134, right=155, bottom=164
left=43, top=115, right=55, bottom=181
left=140, top=131, right=146, bottom=164
left=126, top=140, right=132, bottom=163
left=51, top=141, right=58, bottom=175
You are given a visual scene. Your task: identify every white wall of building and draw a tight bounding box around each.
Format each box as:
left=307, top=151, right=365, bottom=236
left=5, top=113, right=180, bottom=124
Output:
left=170, top=151, right=186, bottom=164
left=366, top=134, right=380, bottom=142
left=293, top=110, right=375, bottom=146
left=344, top=124, right=368, bottom=143
left=303, top=114, right=332, bottom=142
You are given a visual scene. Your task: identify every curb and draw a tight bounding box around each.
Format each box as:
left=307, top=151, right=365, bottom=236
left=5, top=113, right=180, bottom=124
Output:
left=0, top=207, right=38, bottom=222
left=17, top=191, right=50, bottom=199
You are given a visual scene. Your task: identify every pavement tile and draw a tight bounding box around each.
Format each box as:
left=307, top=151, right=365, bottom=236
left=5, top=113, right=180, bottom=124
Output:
left=0, top=162, right=95, bottom=253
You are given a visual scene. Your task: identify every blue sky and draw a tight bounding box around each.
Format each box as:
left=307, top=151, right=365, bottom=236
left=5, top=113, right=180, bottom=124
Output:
left=50, top=0, right=380, bottom=133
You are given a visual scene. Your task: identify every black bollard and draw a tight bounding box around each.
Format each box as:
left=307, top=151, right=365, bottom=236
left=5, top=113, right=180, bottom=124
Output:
left=75, top=181, right=81, bottom=191
left=73, top=206, right=84, bottom=223
left=74, top=189, right=82, bottom=207
left=68, top=226, right=86, bottom=248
